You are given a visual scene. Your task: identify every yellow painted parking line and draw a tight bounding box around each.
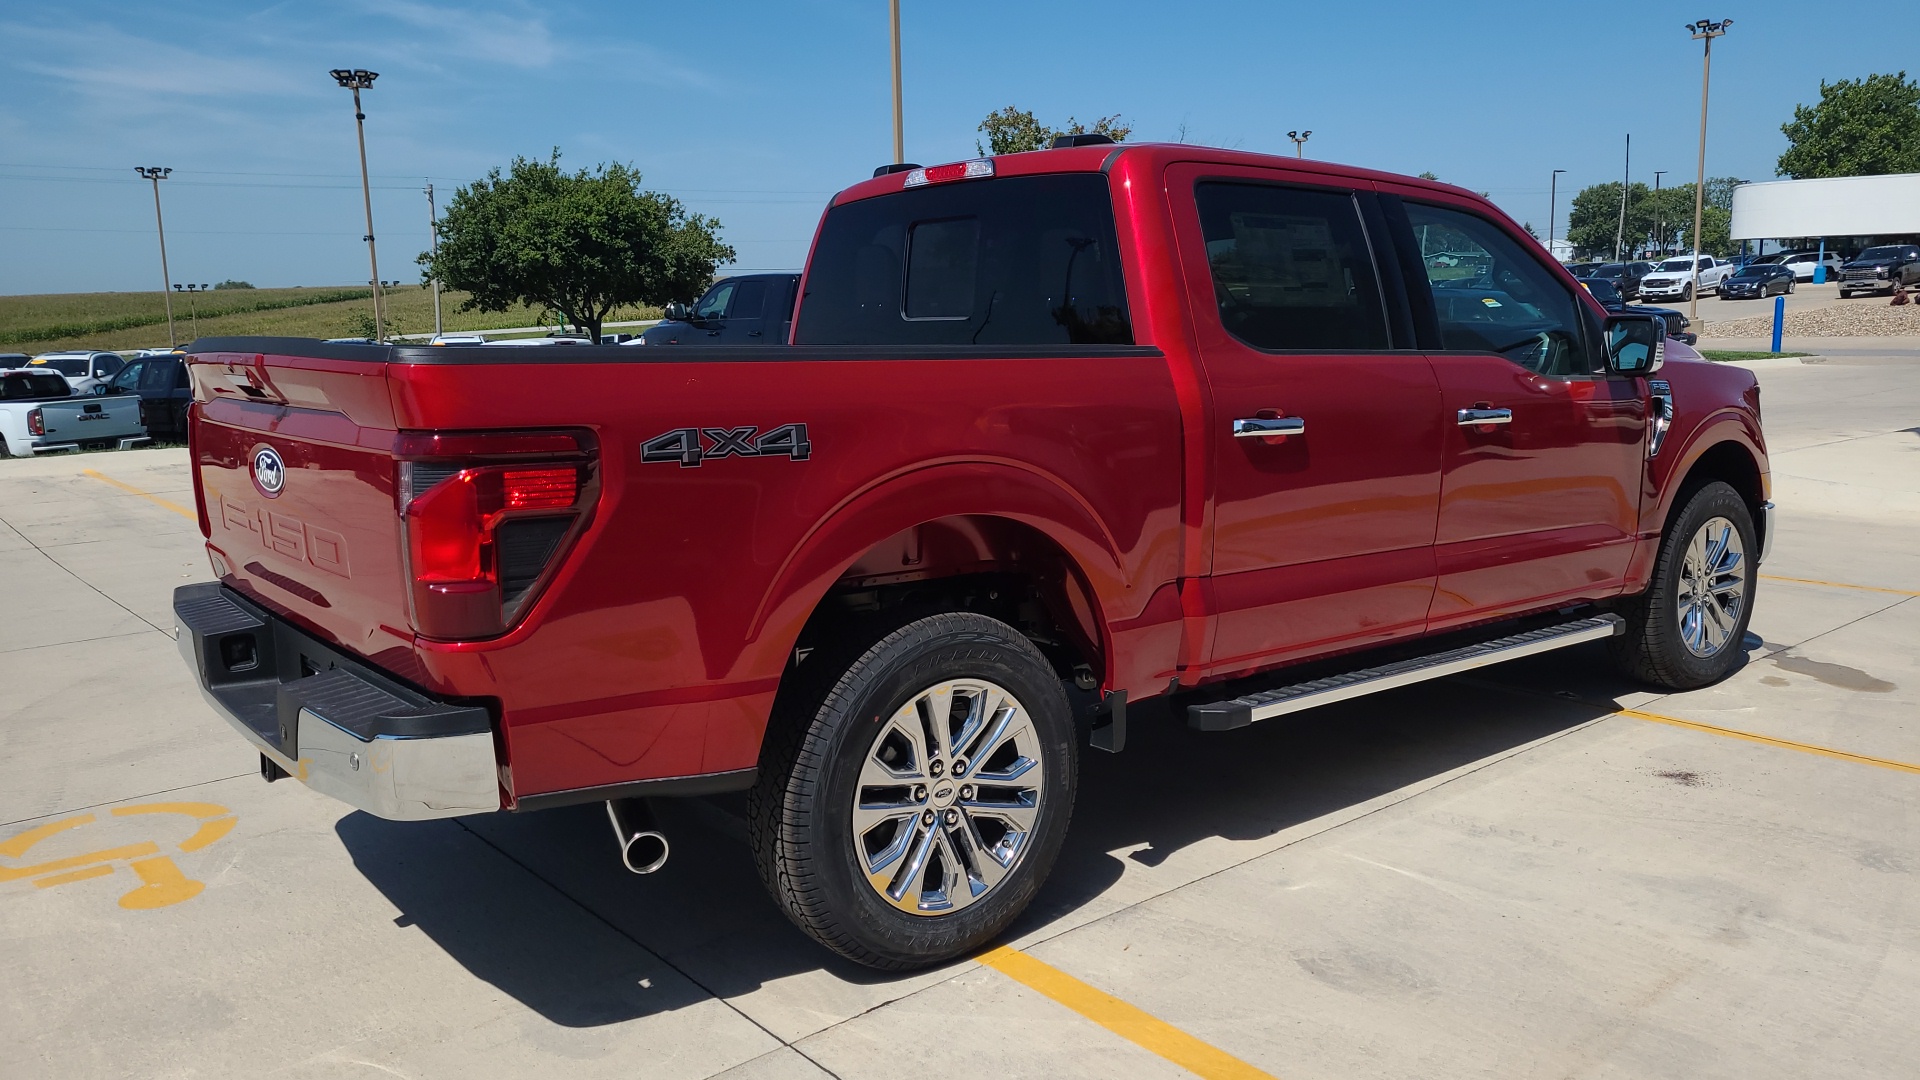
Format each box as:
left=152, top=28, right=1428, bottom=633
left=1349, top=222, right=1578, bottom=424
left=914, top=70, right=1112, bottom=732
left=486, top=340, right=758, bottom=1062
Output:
left=1760, top=573, right=1920, bottom=598
left=80, top=468, right=195, bottom=520
left=978, top=945, right=1280, bottom=1080
left=1, top=802, right=235, bottom=909
left=1618, top=708, right=1920, bottom=776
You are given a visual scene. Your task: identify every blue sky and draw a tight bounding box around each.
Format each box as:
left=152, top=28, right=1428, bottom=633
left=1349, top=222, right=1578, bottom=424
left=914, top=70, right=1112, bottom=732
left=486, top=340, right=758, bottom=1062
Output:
left=1, top=2, right=1911, bottom=295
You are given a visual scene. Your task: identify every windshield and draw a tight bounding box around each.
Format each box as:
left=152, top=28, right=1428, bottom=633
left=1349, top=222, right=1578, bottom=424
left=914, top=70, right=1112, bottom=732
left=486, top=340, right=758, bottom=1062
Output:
left=31, top=356, right=88, bottom=375
left=1657, top=258, right=1701, bottom=272
left=1583, top=279, right=1622, bottom=303
left=1857, top=246, right=1901, bottom=260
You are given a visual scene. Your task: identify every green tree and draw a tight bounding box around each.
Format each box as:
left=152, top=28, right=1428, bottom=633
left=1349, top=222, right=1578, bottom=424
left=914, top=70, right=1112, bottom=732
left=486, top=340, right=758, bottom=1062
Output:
left=419, top=151, right=734, bottom=342
left=976, top=106, right=1131, bottom=155
left=1777, top=72, right=1920, bottom=178
left=213, top=279, right=255, bottom=290
left=1567, top=178, right=1741, bottom=259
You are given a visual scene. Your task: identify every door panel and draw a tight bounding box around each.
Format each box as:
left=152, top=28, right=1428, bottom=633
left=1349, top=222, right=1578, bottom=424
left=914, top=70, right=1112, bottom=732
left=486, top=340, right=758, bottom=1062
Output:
left=1390, top=195, right=1647, bottom=625
left=1170, top=165, right=1443, bottom=676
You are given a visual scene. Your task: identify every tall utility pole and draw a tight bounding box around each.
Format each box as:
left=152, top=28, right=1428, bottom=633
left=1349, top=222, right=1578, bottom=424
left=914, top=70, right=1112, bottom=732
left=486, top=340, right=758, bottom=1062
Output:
left=1548, top=168, right=1566, bottom=258
left=1652, top=170, right=1667, bottom=256
left=1685, top=18, right=1730, bottom=321
left=135, top=166, right=176, bottom=346
left=888, top=0, right=904, bottom=164
left=1614, top=134, right=1630, bottom=261
left=331, top=68, right=385, bottom=341
left=1287, top=130, right=1312, bottom=158
left=424, top=180, right=443, bottom=338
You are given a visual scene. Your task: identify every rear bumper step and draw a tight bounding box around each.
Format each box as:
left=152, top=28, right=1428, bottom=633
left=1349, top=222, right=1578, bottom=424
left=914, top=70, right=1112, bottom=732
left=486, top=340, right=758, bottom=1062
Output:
left=173, top=582, right=501, bottom=820
left=1188, top=614, right=1625, bottom=731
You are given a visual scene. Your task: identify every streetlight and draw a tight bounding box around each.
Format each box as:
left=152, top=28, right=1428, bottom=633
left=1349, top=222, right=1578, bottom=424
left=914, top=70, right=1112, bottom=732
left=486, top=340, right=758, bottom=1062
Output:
left=1548, top=169, right=1566, bottom=258
left=888, top=0, right=904, bottom=164
left=330, top=67, right=385, bottom=341
left=1614, top=134, right=1630, bottom=261
left=134, top=166, right=176, bottom=346
left=1684, top=18, right=1730, bottom=321
left=174, top=283, right=206, bottom=340
left=1653, top=170, right=1667, bottom=256
left=1287, top=130, right=1312, bottom=158
left=424, top=180, right=443, bottom=338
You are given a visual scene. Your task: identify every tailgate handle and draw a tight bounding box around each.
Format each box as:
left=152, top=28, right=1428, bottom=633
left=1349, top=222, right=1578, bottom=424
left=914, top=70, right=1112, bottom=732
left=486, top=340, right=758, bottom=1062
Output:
left=84, top=403, right=102, bottom=414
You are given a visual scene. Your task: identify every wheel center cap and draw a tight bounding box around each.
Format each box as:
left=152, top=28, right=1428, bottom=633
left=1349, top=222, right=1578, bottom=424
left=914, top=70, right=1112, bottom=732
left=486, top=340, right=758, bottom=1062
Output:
left=931, top=782, right=957, bottom=808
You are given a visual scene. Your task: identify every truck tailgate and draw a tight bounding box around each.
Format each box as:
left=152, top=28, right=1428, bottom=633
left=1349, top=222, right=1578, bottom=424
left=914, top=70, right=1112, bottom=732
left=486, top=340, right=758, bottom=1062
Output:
left=188, top=349, right=416, bottom=665
left=34, top=396, right=144, bottom=444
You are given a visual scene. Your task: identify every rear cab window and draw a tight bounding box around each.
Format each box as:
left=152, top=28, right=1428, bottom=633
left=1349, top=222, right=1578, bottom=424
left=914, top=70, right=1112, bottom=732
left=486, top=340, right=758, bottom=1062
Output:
left=795, top=173, right=1132, bottom=346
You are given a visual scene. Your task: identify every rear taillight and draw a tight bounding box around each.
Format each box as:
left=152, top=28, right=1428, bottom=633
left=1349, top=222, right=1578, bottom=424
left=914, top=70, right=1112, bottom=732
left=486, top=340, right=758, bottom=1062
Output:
left=26, top=408, right=43, bottom=436
left=395, top=429, right=598, bottom=640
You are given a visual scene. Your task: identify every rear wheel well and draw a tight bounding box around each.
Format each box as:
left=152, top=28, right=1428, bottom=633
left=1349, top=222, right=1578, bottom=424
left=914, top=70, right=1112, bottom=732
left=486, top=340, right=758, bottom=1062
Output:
left=781, top=517, right=1105, bottom=705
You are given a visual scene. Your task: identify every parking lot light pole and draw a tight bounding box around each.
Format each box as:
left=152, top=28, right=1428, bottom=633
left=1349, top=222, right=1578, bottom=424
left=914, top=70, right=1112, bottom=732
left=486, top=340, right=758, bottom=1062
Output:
left=888, top=0, right=904, bottom=164
left=330, top=68, right=385, bottom=341
left=1653, top=170, right=1667, bottom=256
left=424, top=180, right=442, bottom=337
left=135, top=166, right=176, bottom=346
left=1685, top=18, right=1730, bottom=322
left=1287, top=130, right=1311, bottom=158
left=1548, top=169, right=1565, bottom=257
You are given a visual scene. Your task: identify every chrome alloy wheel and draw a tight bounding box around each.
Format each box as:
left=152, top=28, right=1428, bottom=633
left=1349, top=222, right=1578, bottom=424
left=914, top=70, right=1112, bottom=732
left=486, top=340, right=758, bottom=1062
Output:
left=1677, top=515, right=1747, bottom=658
left=852, top=679, right=1045, bottom=916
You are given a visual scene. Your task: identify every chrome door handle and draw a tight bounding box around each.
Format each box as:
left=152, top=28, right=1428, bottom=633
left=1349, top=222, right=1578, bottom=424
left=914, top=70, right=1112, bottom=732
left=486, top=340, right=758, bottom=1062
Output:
left=1233, top=416, right=1305, bottom=437
left=1456, top=408, right=1513, bottom=426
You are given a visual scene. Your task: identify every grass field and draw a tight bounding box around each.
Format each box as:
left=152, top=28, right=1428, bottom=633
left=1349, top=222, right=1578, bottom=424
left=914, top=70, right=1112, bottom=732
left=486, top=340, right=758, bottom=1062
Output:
left=0, top=287, right=663, bottom=354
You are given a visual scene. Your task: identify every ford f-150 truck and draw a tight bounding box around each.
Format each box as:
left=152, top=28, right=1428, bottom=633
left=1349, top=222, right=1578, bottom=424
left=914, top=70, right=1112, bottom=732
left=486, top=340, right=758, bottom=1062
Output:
left=173, top=141, right=1770, bottom=970
left=1637, top=255, right=1733, bottom=302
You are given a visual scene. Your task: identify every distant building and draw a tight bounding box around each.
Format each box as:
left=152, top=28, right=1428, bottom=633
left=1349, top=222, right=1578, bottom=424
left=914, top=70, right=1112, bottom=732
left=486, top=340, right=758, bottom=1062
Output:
left=1731, top=174, right=1920, bottom=244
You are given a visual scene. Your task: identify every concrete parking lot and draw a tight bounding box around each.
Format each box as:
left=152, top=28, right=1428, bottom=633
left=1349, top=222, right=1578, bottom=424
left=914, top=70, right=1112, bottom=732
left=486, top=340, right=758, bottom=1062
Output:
left=3, top=347, right=1917, bottom=1080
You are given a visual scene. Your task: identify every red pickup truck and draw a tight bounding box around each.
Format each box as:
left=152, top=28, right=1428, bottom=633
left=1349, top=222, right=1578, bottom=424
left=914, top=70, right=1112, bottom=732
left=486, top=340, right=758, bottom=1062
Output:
left=174, top=141, right=1769, bottom=970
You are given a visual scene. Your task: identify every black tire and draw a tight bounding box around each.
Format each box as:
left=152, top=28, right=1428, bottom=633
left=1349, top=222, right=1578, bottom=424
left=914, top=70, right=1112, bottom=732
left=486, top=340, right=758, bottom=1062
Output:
left=1610, top=480, right=1758, bottom=690
left=1681, top=282, right=1694, bottom=302
left=749, top=611, right=1078, bottom=970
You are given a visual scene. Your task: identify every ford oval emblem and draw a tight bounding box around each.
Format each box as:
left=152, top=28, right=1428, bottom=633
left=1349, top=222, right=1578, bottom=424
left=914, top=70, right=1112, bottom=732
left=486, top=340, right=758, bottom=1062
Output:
left=252, top=446, right=286, bottom=498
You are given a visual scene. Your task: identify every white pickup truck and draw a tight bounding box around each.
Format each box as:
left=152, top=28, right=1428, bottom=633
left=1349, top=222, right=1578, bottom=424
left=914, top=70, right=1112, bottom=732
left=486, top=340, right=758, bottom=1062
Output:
left=0, top=369, right=148, bottom=457
left=1637, top=255, right=1733, bottom=302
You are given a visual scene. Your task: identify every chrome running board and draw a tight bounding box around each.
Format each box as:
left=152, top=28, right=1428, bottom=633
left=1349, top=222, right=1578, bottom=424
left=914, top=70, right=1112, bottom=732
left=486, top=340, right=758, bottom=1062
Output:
left=1187, top=614, right=1625, bottom=731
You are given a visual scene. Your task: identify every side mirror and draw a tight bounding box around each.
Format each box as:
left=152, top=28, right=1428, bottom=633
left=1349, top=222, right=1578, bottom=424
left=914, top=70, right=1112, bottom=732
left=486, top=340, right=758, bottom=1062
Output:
left=1604, top=313, right=1665, bottom=376
left=91, top=383, right=109, bottom=396
left=663, top=302, right=689, bottom=322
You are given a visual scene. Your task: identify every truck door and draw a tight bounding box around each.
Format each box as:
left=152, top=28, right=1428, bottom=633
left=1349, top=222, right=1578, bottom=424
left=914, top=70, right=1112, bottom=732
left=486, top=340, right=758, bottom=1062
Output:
left=1383, top=193, right=1647, bottom=628
left=717, top=277, right=770, bottom=344
left=1169, top=164, right=1443, bottom=676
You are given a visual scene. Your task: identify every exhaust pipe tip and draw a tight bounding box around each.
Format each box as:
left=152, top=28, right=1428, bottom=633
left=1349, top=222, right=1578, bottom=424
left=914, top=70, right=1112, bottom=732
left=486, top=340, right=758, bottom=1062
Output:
left=620, top=830, right=670, bottom=875
left=606, top=797, right=670, bottom=875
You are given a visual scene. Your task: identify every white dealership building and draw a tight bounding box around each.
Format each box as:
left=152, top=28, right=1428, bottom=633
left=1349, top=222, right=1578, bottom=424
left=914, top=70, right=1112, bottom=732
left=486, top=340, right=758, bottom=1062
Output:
left=1730, top=173, right=1920, bottom=245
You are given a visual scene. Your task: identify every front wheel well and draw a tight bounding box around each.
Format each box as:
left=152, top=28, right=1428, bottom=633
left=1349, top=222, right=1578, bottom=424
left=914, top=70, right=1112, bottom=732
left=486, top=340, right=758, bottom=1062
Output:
left=1669, top=440, right=1765, bottom=536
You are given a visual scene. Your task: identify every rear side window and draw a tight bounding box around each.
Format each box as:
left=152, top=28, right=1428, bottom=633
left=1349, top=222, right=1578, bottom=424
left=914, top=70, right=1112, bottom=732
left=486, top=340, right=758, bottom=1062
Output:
left=1195, top=182, right=1390, bottom=352
left=795, top=174, right=1131, bottom=346
left=727, top=278, right=769, bottom=321
left=141, top=360, right=178, bottom=391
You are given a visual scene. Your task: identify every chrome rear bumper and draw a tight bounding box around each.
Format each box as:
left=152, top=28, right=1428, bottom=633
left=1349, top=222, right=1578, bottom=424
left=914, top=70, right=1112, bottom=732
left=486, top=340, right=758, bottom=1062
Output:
left=173, top=582, right=501, bottom=821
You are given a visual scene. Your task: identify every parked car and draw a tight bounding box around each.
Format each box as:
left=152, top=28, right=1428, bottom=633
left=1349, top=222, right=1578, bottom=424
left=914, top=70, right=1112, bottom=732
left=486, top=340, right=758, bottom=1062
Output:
left=630, top=272, right=801, bottom=345
left=0, top=368, right=147, bottom=457
left=478, top=336, right=594, bottom=346
left=1837, top=245, right=1920, bottom=298
left=1583, top=261, right=1656, bottom=300
left=1775, top=251, right=1844, bottom=281
left=100, top=352, right=191, bottom=441
left=429, top=334, right=490, bottom=346
left=26, top=350, right=126, bottom=395
left=173, top=143, right=1767, bottom=972
left=1580, top=278, right=1697, bottom=344
left=1564, top=261, right=1602, bottom=278
left=1638, top=255, right=1733, bottom=301
left=1719, top=263, right=1797, bottom=300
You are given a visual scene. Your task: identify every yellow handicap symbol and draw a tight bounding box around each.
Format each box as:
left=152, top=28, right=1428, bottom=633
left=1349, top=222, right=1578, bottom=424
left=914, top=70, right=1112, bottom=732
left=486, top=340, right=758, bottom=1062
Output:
left=0, top=802, right=236, bottom=910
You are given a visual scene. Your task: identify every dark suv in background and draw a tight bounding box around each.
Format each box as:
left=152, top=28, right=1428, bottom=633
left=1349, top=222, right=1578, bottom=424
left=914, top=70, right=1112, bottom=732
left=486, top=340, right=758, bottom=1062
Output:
left=102, top=351, right=191, bottom=441
left=1837, top=245, right=1920, bottom=298
left=630, top=272, right=801, bottom=346
left=1582, top=261, right=1656, bottom=301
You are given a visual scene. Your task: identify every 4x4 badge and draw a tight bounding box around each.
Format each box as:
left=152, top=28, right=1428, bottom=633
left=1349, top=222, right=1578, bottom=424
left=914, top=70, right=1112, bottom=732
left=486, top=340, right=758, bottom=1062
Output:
left=641, top=424, right=811, bottom=468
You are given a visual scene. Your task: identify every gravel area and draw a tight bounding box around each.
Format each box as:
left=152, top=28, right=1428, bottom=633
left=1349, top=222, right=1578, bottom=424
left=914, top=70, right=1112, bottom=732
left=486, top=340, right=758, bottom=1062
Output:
left=1706, top=296, right=1920, bottom=337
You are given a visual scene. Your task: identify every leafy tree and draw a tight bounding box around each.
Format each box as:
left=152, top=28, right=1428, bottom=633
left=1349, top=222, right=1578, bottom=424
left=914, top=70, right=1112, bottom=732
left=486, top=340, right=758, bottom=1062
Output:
left=1416, top=171, right=1440, bottom=181
left=420, top=151, right=734, bottom=342
left=213, top=279, right=255, bottom=290
left=1777, top=72, right=1920, bottom=178
left=1522, top=222, right=1539, bottom=240
left=976, top=106, right=1131, bottom=156
left=1566, top=178, right=1740, bottom=259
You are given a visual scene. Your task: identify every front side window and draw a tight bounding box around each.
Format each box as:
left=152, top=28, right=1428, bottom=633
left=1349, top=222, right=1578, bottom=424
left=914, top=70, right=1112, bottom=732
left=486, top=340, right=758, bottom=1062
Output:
left=111, top=362, right=144, bottom=391
left=795, top=173, right=1131, bottom=346
left=693, top=282, right=735, bottom=321
left=1405, top=202, right=1593, bottom=377
left=1195, top=182, right=1389, bottom=352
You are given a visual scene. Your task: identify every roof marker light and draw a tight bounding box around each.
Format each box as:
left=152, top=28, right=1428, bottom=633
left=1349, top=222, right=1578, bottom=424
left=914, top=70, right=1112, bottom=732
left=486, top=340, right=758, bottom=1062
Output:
left=903, top=158, right=994, bottom=187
